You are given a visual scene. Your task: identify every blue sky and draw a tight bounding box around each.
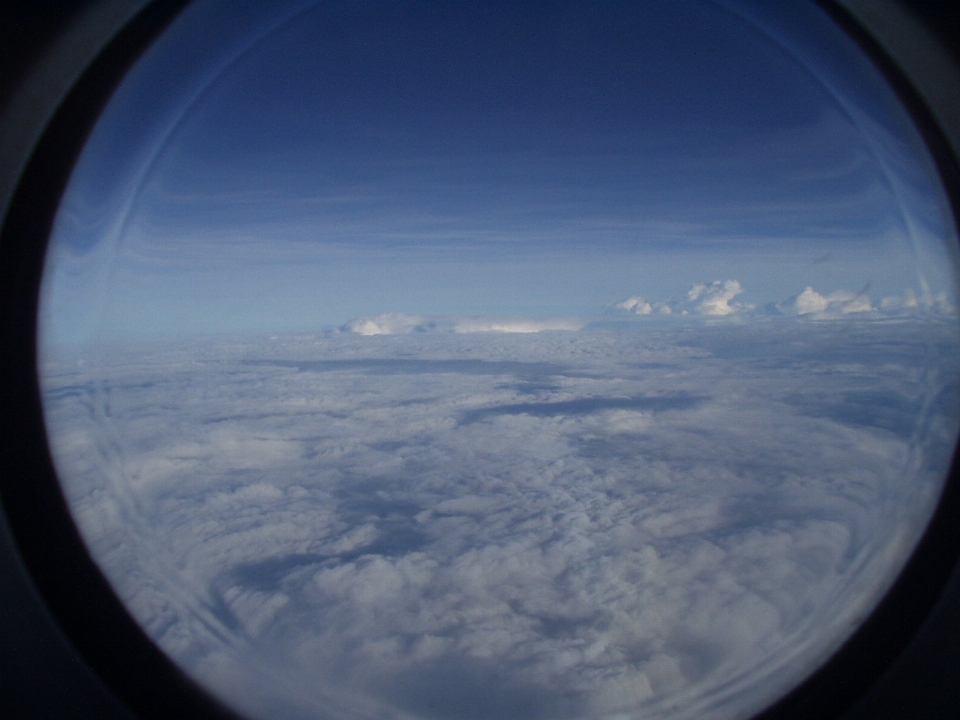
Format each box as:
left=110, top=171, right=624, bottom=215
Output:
left=40, top=0, right=960, bottom=342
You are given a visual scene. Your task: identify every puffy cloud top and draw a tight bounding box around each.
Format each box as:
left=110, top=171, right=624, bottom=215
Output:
left=342, top=313, right=424, bottom=335
left=787, top=287, right=872, bottom=316
left=615, top=296, right=673, bottom=316
left=615, top=280, right=749, bottom=317
left=615, top=296, right=654, bottom=315
left=614, top=281, right=956, bottom=321
left=687, top=280, right=746, bottom=316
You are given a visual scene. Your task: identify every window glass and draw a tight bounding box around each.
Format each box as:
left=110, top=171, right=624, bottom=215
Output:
left=37, top=1, right=960, bottom=719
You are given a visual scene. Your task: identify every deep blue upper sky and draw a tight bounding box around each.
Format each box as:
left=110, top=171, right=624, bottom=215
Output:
left=40, top=0, right=959, bottom=340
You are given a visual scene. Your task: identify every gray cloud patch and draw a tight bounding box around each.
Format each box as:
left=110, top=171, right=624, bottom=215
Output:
left=381, top=656, right=581, bottom=720
left=458, top=394, right=706, bottom=424
left=250, top=358, right=574, bottom=380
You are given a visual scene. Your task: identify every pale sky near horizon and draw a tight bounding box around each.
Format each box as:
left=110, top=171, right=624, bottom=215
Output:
left=39, top=0, right=960, bottom=343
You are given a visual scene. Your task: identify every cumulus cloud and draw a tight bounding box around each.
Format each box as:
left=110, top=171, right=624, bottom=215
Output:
left=614, top=280, right=750, bottom=317
left=615, top=296, right=654, bottom=315
left=686, top=279, right=748, bottom=316
left=342, top=312, right=425, bottom=335
left=613, top=296, right=676, bottom=316
left=613, top=281, right=960, bottom=321
left=40, top=322, right=960, bottom=720
left=780, top=287, right=873, bottom=316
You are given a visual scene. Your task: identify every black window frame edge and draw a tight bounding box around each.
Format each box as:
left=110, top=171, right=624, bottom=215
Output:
left=0, top=1, right=243, bottom=719
left=1, top=2, right=959, bottom=720
left=754, top=1, right=960, bottom=714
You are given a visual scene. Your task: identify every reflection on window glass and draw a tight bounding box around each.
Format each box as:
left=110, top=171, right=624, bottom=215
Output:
left=37, top=1, right=960, bottom=719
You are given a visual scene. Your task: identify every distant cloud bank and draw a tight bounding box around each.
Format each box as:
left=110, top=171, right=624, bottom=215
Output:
left=343, top=312, right=426, bottom=336
left=342, top=282, right=955, bottom=336
left=342, top=313, right=585, bottom=336
left=615, top=280, right=955, bottom=320
left=779, top=287, right=873, bottom=316
left=452, top=318, right=585, bottom=333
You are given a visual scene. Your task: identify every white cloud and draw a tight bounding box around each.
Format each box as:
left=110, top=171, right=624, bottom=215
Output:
left=610, top=281, right=960, bottom=322
left=615, top=280, right=749, bottom=317
left=347, top=282, right=956, bottom=337
left=342, top=312, right=424, bottom=335
left=453, top=318, right=584, bottom=333
left=343, top=313, right=584, bottom=335
left=785, top=287, right=873, bottom=316
left=773, top=284, right=959, bottom=319
left=615, top=296, right=653, bottom=315
left=793, top=286, right=830, bottom=315
left=686, top=279, right=747, bottom=316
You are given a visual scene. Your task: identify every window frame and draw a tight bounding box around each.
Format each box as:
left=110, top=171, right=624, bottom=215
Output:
left=1, top=2, right=959, bottom=719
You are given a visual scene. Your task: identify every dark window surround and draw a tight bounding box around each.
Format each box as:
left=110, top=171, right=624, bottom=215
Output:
left=1, top=2, right=959, bottom=719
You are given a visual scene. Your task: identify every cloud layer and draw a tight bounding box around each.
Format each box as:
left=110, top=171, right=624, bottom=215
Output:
left=343, top=313, right=585, bottom=336
left=337, top=281, right=955, bottom=339
left=40, top=319, right=960, bottom=720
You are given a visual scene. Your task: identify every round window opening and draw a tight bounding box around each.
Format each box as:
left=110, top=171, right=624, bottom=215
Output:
left=36, top=2, right=960, bottom=720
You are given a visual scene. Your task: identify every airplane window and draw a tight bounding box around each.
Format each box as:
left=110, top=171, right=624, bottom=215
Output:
left=31, top=1, right=960, bottom=720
